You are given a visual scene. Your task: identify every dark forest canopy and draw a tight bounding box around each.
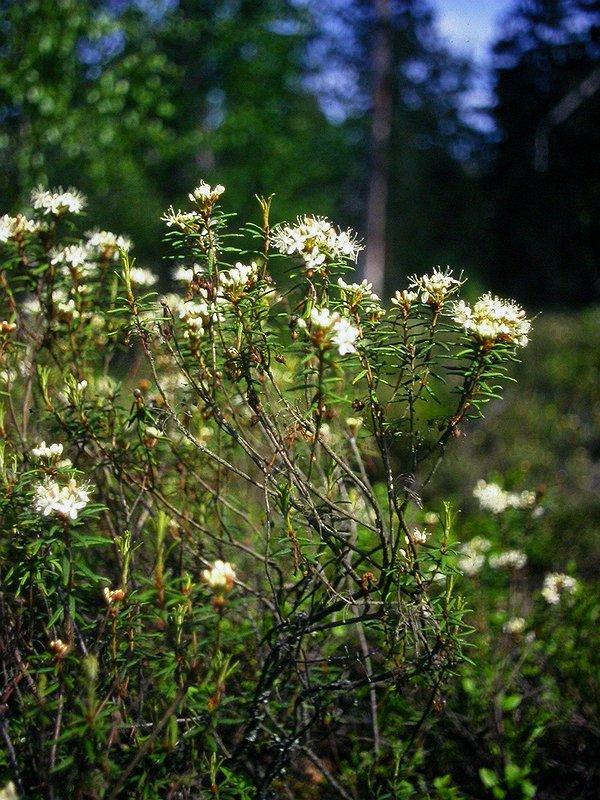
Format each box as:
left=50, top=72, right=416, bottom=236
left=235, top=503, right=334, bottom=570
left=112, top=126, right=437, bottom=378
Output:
left=487, top=0, right=600, bottom=306
left=0, top=0, right=598, bottom=306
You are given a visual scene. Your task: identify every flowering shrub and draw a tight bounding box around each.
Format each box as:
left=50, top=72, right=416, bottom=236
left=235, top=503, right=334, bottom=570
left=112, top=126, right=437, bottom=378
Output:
left=0, top=183, right=535, bottom=798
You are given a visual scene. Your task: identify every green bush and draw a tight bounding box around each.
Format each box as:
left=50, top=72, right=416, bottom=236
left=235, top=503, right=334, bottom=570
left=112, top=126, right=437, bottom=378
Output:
left=0, top=184, right=595, bottom=799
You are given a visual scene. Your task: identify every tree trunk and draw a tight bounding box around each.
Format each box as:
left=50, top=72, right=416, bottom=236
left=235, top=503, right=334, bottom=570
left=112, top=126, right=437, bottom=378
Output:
left=364, top=0, right=393, bottom=297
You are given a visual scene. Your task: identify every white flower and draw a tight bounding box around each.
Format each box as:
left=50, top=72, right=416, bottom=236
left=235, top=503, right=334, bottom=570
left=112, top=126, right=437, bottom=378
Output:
left=86, top=230, right=130, bottom=260
left=0, top=781, right=18, bottom=800
left=159, top=292, right=186, bottom=314
left=0, top=213, right=41, bottom=243
left=309, top=306, right=335, bottom=329
left=517, top=490, right=536, bottom=507
left=468, top=536, right=492, bottom=553
left=272, top=215, right=362, bottom=272
left=458, top=550, right=485, bottom=576
left=452, top=293, right=531, bottom=348
left=129, top=267, right=158, bottom=287
left=503, top=617, right=526, bottom=634
left=457, top=536, right=491, bottom=576
left=219, top=261, right=258, bottom=294
left=331, top=317, right=359, bottom=355
left=473, top=480, right=536, bottom=514
left=162, top=206, right=204, bottom=230
left=408, top=267, right=461, bottom=306
left=76, top=380, right=88, bottom=392
left=56, top=298, right=80, bottom=321
left=172, top=265, right=198, bottom=283
left=179, top=305, right=206, bottom=336
left=391, top=289, right=418, bottom=312
left=188, top=181, right=225, bottom=206
left=51, top=244, right=91, bottom=270
left=34, top=478, right=91, bottom=520
left=345, top=417, right=363, bottom=435
left=409, top=528, right=428, bottom=544
left=300, top=307, right=359, bottom=357
left=489, top=550, right=527, bottom=570
left=96, top=376, right=118, bottom=395
left=31, top=186, right=86, bottom=216
left=21, top=296, right=42, bottom=316
left=178, top=290, right=228, bottom=337
left=31, top=441, right=64, bottom=460
left=201, top=559, right=237, bottom=591
left=338, top=278, right=380, bottom=308
left=541, top=572, right=577, bottom=605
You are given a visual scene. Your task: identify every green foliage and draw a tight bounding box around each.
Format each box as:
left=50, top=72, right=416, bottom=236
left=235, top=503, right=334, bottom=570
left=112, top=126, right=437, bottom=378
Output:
left=0, top=0, right=179, bottom=256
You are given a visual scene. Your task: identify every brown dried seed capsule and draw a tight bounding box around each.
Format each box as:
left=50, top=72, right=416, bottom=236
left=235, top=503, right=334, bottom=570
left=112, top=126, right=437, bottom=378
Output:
left=49, top=639, right=70, bottom=659
left=360, top=571, right=375, bottom=592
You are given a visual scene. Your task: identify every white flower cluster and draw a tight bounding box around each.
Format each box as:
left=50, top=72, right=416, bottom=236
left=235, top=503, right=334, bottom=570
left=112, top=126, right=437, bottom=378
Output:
left=541, top=572, right=577, bottom=605
left=503, top=616, right=526, bottom=635
left=338, top=278, right=379, bottom=307
left=473, top=480, right=536, bottom=515
left=172, top=265, right=201, bottom=283
left=489, top=549, right=528, bottom=570
left=201, top=559, right=237, bottom=591
left=410, top=528, right=428, bottom=544
left=272, top=215, right=362, bottom=272
left=34, top=478, right=91, bottom=520
left=162, top=206, right=204, bottom=231
left=159, top=292, right=185, bottom=314
left=86, top=230, right=131, bottom=261
left=31, top=186, right=86, bottom=216
left=31, top=441, right=64, bottom=460
left=129, top=267, right=158, bottom=287
left=457, top=536, right=491, bottom=576
left=408, top=267, right=461, bottom=306
left=189, top=181, right=225, bottom=207
left=452, top=293, right=531, bottom=348
left=297, top=307, right=359, bottom=356
left=219, top=261, right=258, bottom=297
left=0, top=213, right=42, bottom=243
left=178, top=290, right=229, bottom=339
left=391, top=289, right=419, bottom=314
left=23, top=293, right=74, bottom=322
left=0, top=780, right=18, bottom=800
left=51, top=235, right=130, bottom=275
left=51, top=244, right=91, bottom=270
left=345, top=416, right=363, bottom=436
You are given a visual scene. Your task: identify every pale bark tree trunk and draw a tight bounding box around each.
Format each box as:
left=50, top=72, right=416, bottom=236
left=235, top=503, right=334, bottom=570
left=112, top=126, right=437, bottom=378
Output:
left=364, top=0, right=393, bottom=298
